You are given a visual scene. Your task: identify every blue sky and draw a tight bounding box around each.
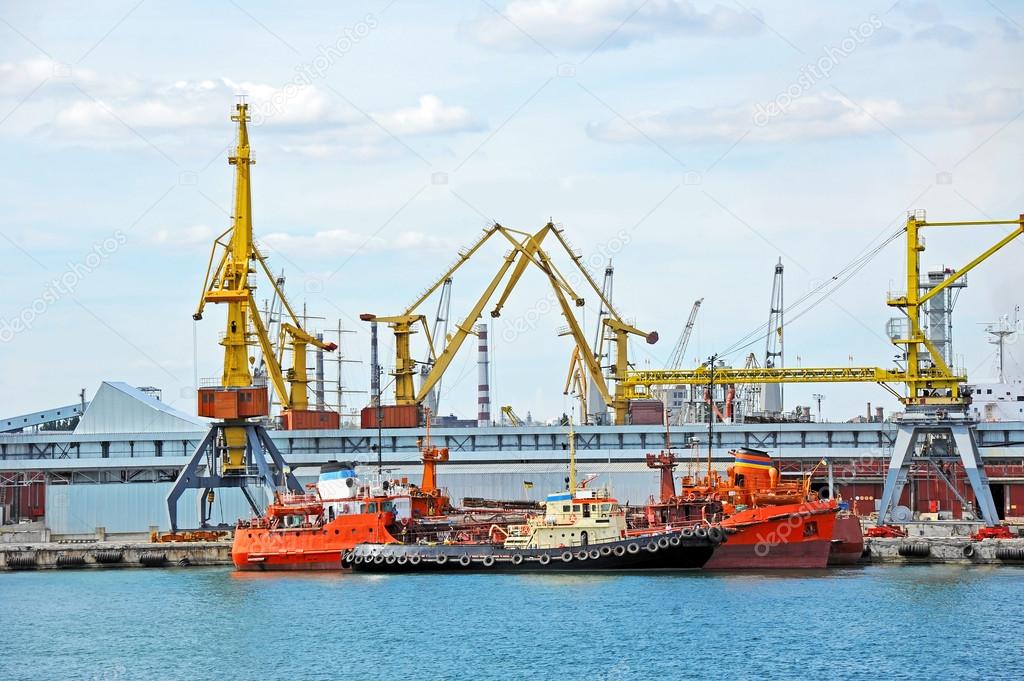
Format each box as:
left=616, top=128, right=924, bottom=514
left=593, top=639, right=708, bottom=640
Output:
left=0, top=0, right=1022, bottom=423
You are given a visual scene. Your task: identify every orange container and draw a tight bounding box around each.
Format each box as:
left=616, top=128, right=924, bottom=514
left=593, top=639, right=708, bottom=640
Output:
left=281, top=409, right=341, bottom=430
left=198, top=386, right=269, bottom=419
left=360, top=405, right=421, bottom=429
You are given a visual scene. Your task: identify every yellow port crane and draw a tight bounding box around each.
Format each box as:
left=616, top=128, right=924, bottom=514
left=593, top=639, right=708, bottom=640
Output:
left=363, top=222, right=657, bottom=425
left=621, top=211, right=1024, bottom=405
left=167, top=101, right=337, bottom=530
left=619, top=210, right=1023, bottom=527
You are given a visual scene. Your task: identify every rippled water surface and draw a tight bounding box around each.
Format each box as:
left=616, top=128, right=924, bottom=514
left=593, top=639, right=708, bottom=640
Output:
left=2, top=565, right=1022, bottom=680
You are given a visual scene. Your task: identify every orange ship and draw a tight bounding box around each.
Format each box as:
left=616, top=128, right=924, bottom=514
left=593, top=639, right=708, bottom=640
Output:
left=232, top=437, right=454, bottom=570
left=644, top=447, right=857, bottom=569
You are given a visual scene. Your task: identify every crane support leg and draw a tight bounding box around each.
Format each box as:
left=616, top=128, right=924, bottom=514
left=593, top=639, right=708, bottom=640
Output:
left=166, top=422, right=303, bottom=531
left=876, top=426, right=914, bottom=525
left=949, top=425, right=1000, bottom=525
left=877, top=413, right=1000, bottom=527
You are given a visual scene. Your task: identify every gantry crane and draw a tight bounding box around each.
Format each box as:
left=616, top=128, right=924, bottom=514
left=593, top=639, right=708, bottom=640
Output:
left=621, top=210, right=1024, bottom=525
left=167, top=101, right=337, bottom=530
left=362, top=222, right=657, bottom=426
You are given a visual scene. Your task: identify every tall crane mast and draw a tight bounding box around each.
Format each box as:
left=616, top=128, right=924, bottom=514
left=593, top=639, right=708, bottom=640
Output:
left=668, top=298, right=703, bottom=369
left=762, top=259, right=784, bottom=414
left=166, top=101, right=337, bottom=530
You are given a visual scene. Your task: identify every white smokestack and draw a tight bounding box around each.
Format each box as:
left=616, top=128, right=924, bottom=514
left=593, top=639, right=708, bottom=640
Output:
left=477, top=322, right=490, bottom=427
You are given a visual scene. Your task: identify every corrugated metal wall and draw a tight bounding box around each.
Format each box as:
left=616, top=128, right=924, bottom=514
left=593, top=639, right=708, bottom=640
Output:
left=46, top=484, right=261, bottom=534
left=42, top=463, right=666, bottom=534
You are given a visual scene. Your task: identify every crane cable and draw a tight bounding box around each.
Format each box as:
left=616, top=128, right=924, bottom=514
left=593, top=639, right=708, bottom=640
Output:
left=716, top=225, right=906, bottom=360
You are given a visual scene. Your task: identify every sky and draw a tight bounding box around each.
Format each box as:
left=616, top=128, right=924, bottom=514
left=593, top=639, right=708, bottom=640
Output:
left=0, top=0, right=1022, bottom=424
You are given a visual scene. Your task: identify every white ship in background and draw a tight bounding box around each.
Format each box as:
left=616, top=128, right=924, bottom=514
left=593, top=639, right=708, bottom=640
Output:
left=967, top=308, right=1024, bottom=422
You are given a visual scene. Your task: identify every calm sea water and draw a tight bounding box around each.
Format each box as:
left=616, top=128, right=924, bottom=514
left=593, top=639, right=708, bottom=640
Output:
left=1, top=565, right=1022, bottom=680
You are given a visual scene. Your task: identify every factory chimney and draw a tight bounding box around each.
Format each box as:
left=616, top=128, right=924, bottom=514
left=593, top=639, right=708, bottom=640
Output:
left=477, top=322, right=491, bottom=427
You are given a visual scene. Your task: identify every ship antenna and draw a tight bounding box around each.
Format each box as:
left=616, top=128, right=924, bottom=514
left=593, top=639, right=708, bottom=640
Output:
left=706, top=354, right=716, bottom=484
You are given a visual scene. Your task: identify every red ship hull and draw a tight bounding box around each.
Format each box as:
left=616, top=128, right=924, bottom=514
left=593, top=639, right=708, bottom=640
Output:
left=704, top=502, right=838, bottom=569
left=232, top=513, right=398, bottom=571
left=827, top=514, right=865, bottom=565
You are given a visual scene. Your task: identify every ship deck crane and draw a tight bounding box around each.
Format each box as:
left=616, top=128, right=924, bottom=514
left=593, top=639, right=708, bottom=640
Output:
left=621, top=211, right=1024, bottom=526
left=167, top=101, right=337, bottom=530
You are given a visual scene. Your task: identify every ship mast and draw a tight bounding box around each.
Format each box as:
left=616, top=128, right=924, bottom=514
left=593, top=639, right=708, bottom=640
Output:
left=568, top=412, right=577, bottom=494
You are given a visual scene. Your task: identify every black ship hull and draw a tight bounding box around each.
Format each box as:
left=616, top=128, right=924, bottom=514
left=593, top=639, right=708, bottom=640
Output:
left=344, top=528, right=721, bottom=573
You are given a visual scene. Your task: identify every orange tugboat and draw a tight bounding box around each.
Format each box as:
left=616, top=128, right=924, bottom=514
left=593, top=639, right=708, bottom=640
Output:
left=232, top=432, right=456, bottom=570
left=643, top=447, right=856, bottom=569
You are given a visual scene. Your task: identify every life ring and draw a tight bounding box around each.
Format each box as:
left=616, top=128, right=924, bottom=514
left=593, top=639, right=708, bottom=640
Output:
left=511, top=554, right=524, bottom=565
left=657, top=537, right=670, bottom=549
left=435, top=554, right=448, bottom=566
left=588, top=549, right=601, bottom=560
left=600, top=546, right=612, bottom=557
left=385, top=554, right=396, bottom=565
left=962, top=544, right=976, bottom=558
left=669, top=535, right=681, bottom=547
left=459, top=554, right=471, bottom=567
left=613, top=545, right=626, bottom=557
left=482, top=556, right=495, bottom=567
left=708, top=526, right=725, bottom=543
left=538, top=554, right=551, bottom=565
left=396, top=554, right=408, bottom=565
left=626, top=543, right=640, bottom=555
left=576, top=551, right=588, bottom=561
left=373, top=554, right=384, bottom=564
left=681, top=527, right=694, bottom=538
left=351, top=555, right=362, bottom=564
left=560, top=551, right=573, bottom=562
left=685, top=493, right=696, bottom=502
left=646, top=541, right=659, bottom=553
left=409, top=554, right=421, bottom=565
left=568, top=514, right=578, bottom=524
left=694, top=526, right=708, bottom=539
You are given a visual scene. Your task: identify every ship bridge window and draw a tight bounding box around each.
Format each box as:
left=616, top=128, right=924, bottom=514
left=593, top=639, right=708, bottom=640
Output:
left=573, top=504, right=581, bottom=512
left=602, top=504, right=611, bottom=512
left=562, top=505, right=571, bottom=512
left=381, top=501, right=396, bottom=514
left=363, top=502, right=378, bottom=513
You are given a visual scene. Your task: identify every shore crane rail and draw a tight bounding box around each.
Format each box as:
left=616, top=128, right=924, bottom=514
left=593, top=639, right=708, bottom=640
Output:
left=622, top=212, right=1024, bottom=407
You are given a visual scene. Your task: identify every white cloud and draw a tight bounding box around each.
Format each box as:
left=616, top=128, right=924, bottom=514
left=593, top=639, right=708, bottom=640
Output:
left=377, top=95, right=476, bottom=136
left=588, top=88, right=1024, bottom=145
left=259, top=229, right=453, bottom=257
left=0, top=60, right=477, bottom=157
left=468, top=0, right=761, bottom=52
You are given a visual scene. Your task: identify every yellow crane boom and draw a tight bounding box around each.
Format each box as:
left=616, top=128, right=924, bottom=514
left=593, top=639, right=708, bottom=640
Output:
left=623, top=211, right=1023, bottom=406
